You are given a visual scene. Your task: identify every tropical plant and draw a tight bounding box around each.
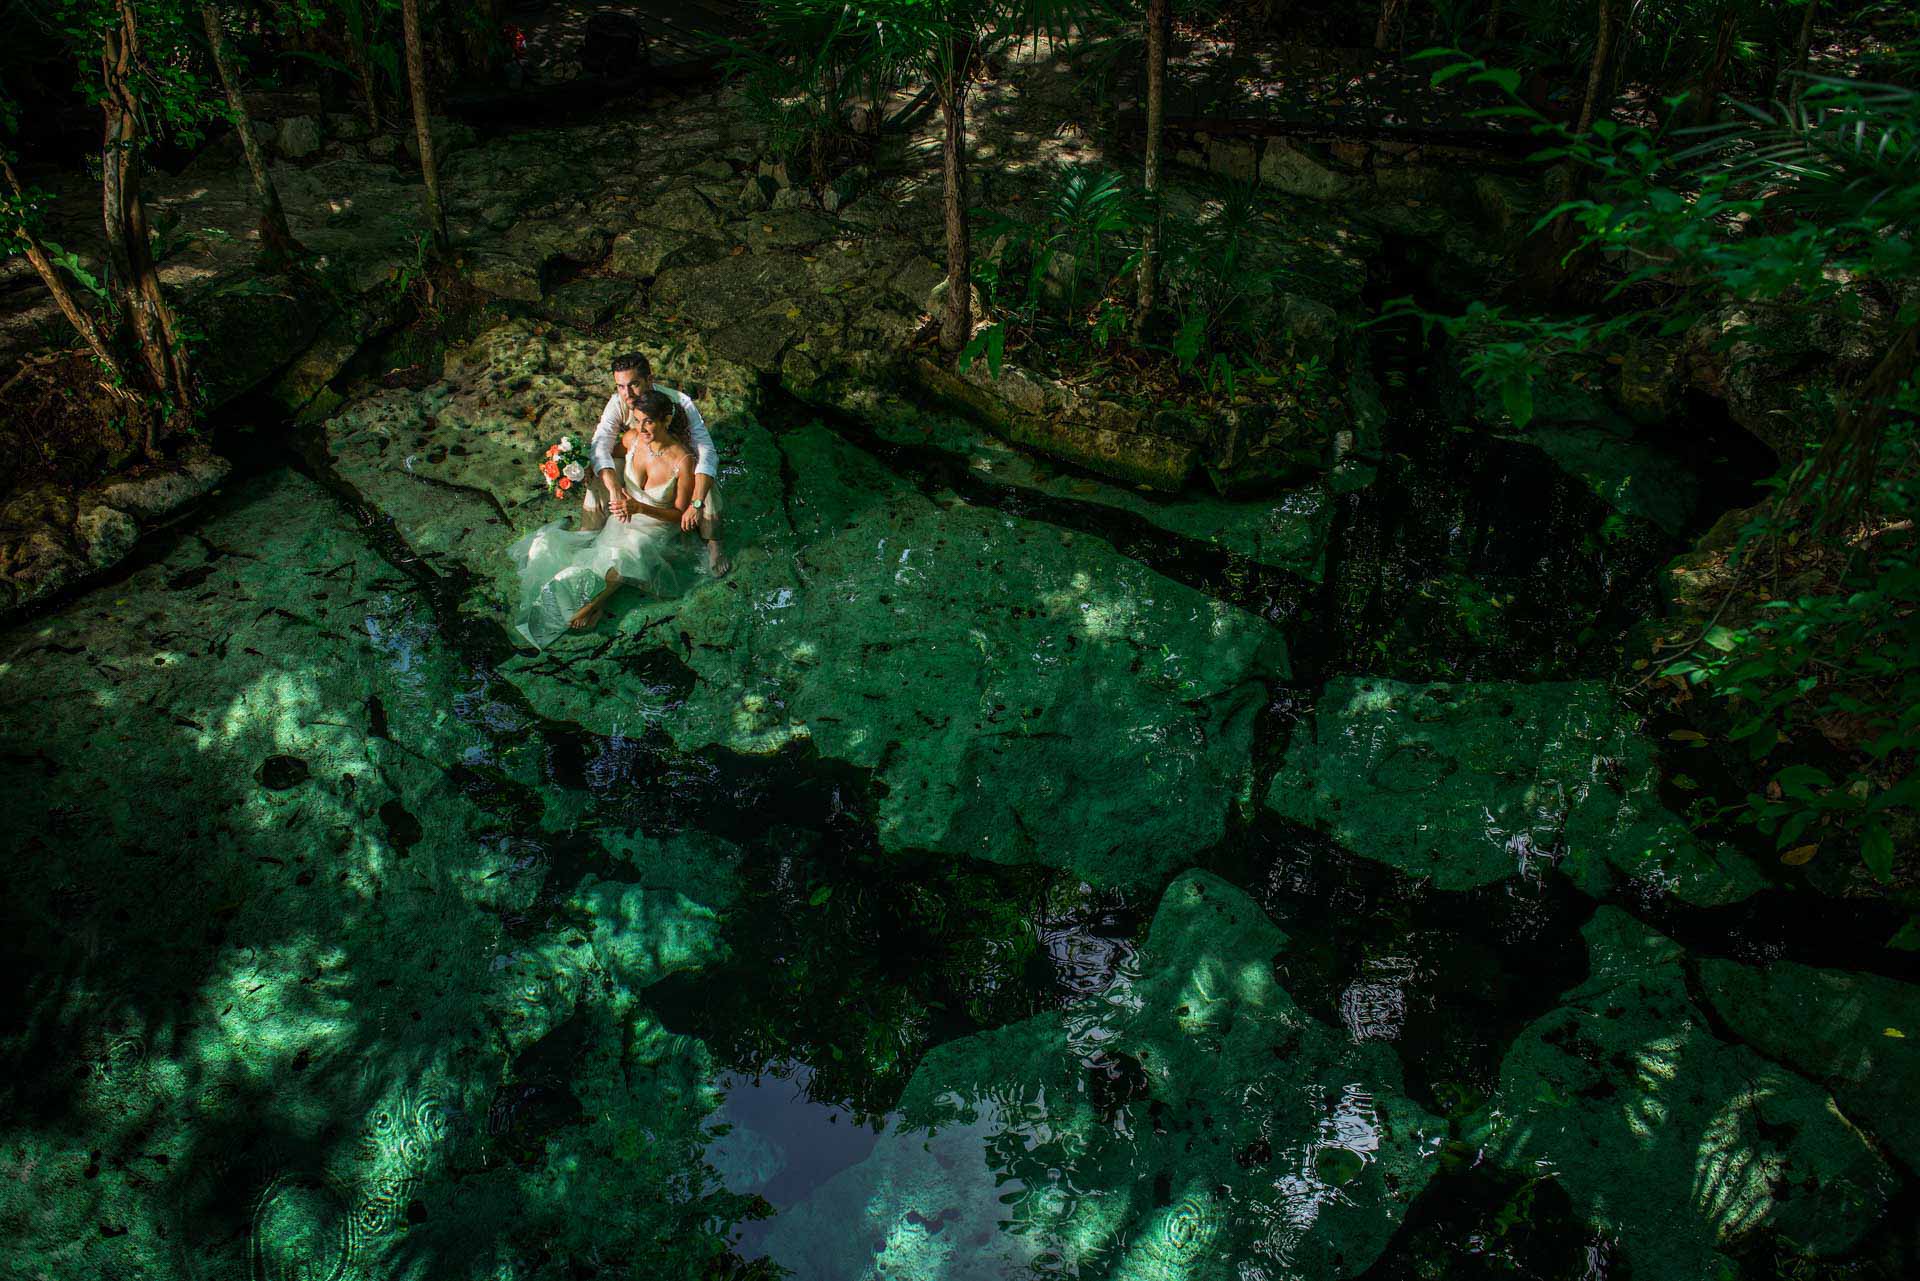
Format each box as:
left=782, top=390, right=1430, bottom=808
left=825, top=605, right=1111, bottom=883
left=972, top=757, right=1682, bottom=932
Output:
left=1392, top=43, right=1920, bottom=898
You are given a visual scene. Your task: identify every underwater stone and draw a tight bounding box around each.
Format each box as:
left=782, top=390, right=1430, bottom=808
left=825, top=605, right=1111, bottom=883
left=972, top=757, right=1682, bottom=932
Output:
left=351, top=321, right=1283, bottom=888
left=756, top=870, right=1441, bottom=1279
left=254, top=753, right=311, bottom=790
left=1698, top=955, right=1920, bottom=1171
left=1266, top=677, right=1764, bottom=904
left=1468, top=909, right=1897, bottom=1279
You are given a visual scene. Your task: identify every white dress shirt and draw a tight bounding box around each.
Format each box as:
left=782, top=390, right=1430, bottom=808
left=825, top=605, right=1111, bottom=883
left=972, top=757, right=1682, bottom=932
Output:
left=589, top=386, right=716, bottom=480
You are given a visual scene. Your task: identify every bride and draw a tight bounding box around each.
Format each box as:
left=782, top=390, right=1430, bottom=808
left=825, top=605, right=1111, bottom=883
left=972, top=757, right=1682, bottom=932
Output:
left=508, top=389, right=717, bottom=649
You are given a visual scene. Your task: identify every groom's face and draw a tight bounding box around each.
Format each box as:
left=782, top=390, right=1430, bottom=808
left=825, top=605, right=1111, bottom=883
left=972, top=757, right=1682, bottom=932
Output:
left=615, top=368, right=652, bottom=411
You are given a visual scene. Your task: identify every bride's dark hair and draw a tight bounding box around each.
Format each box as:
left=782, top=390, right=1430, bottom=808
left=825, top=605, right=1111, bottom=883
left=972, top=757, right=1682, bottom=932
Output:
left=628, top=389, right=690, bottom=449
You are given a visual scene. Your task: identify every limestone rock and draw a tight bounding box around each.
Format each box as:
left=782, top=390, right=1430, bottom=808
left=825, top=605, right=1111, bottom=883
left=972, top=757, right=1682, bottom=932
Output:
left=758, top=871, right=1442, bottom=1279
left=1259, top=141, right=1348, bottom=200
left=276, top=114, right=323, bottom=159
left=738, top=173, right=776, bottom=212
left=1266, top=677, right=1764, bottom=904
left=651, top=187, right=726, bottom=235
left=607, top=225, right=725, bottom=280
left=469, top=250, right=544, bottom=303
left=1205, top=137, right=1259, bottom=181
left=1470, top=910, right=1896, bottom=1279
left=1698, top=956, right=1920, bottom=1170
left=96, top=447, right=230, bottom=520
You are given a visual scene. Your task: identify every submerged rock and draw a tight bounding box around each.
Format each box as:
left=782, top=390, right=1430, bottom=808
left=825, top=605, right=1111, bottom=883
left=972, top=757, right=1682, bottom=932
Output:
left=1469, top=910, right=1897, bottom=1279
left=0, top=467, right=754, bottom=1279
left=874, top=394, right=1338, bottom=579
left=1698, top=956, right=1920, bottom=1170
left=518, top=414, right=1282, bottom=887
left=756, top=871, right=1442, bottom=1279
left=1266, top=677, right=1764, bottom=904
left=325, top=320, right=1285, bottom=888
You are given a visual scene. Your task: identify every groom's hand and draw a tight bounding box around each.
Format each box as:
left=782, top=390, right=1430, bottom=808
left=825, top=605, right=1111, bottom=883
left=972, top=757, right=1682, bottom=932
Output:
left=609, top=493, right=630, bottom=522
left=679, top=507, right=699, bottom=532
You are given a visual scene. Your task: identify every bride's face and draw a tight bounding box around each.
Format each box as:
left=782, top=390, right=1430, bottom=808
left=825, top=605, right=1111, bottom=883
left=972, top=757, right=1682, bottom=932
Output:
left=636, top=414, right=663, bottom=446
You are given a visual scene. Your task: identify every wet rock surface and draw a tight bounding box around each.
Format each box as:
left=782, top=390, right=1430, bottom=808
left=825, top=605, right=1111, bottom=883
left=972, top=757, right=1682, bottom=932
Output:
left=3, top=60, right=1917, bottom=1281
left=1266, top=676, right=1766, bottom=904
left=754, top=871, right=1443, bottom=1280
left=1468, top=909, right=1900, bottom=1280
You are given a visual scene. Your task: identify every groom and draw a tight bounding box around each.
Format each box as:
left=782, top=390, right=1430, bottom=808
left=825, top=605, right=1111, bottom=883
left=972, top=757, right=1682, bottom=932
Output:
left=584, top=350, right=729, bottom=575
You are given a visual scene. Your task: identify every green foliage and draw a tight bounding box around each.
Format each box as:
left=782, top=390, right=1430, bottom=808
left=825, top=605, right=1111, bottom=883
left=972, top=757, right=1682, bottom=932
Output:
left=1660, top=402, right=1920, bottom=885
left=965, top=166, right=1300, bottom=396
left=714, top=4, right=889, bottom=177
left=1397, top=45, right=1920, bottom=892
left=53, top=0, right=226, bottom=147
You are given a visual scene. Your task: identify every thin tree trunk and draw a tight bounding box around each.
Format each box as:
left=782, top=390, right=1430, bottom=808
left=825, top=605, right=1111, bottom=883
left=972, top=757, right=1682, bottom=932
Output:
left=3, top=161, right=126, bottom=378
left=343, top=1, right=383, bottom=134
left=1788, top=0, right=1818, bottom=103
left=937, top=42, right=972, bottom=356
left=1375, top=0, right=1406, bottom=52
left=1791, top=317, right=1920, bottom=525
left=1484, top=0, right=1503, bottom=41
left=1134, top=0, right=1168, bottom=342
left=1690, top=6, right=1738, bottom=126
left=201, top=4, right=303, bottom=264
left=1576, top=0, right=1615, bottom=134
left=101, top=0, right=194, bottom=450
left=401, top=0, right=449, bottom=252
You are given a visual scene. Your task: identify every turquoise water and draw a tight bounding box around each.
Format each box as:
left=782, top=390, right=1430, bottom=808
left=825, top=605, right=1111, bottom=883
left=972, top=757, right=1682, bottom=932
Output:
left=2, top=337, right=1915, bottom=1280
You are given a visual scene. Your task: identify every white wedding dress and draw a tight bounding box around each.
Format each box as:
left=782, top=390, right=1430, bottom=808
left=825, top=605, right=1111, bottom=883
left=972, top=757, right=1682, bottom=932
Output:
left=508, top=452, right=711, bottom=650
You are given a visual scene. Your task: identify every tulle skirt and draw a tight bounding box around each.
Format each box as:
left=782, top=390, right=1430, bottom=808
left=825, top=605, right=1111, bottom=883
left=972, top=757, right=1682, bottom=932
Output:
left=508, top=512, right=687, bottom=650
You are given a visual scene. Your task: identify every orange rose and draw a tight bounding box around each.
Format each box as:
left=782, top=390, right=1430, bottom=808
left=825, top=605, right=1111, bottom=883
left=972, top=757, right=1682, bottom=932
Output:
left=547, top=444, right=560, bottom=457
left=542, top=461, right=560, bottom=480
left=557, top=476, right=572, bottom=491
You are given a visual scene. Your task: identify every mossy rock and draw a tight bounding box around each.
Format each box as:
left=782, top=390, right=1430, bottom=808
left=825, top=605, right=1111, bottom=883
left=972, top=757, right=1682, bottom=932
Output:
left=1698, top=955, right=1920, bottom=1170
left=1467, top=910, right=1897, bottom=1279
left=1266, top=677, right=1764, bottom=904
left=756, top=871, right=1442, bottom=1279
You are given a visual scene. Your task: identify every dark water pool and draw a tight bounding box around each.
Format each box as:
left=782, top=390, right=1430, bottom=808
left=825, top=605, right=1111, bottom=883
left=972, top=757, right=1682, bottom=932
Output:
left=2, top=350, right=1913, bottom=1281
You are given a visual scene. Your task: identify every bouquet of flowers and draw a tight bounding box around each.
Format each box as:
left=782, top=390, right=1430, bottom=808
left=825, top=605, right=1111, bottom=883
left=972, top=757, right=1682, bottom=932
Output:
left=541, top=435, right=590, bottom=498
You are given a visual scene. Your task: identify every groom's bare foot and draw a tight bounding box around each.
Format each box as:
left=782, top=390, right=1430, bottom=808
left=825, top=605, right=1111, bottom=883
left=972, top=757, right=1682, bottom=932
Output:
left=706, top=542, right=732, bottom=578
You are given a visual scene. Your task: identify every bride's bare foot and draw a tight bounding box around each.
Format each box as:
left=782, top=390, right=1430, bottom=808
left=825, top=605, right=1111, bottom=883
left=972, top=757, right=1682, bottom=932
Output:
left=569, top=599, right=607, bottom=629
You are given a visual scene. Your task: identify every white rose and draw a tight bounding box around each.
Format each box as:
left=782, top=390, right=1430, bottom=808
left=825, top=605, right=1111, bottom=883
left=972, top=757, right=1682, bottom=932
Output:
left=563, top=462, right=586, bottom=482
left=559, top=436, right=574, bottom=450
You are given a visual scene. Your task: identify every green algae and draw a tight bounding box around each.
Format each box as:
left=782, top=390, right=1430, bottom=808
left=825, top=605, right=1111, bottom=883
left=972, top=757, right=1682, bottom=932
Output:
left=326, top=321, right=1286, bottom=888
left=0, top=471, right=752, bottom=1279
left=751, top=870, right=1442, bottom=1280
left=1467, top=909, right=1898, bottom=1279
left=1698, top=956, right=1920, bottom=1171
left=851, top=394, right=1339, bottom=580
left=1266, top=676, right=1765, bottom=904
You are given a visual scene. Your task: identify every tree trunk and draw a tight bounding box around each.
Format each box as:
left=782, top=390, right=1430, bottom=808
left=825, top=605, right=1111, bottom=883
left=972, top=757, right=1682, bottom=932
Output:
left=1134, top=0, right=1169, bottom=342
left=1690, top=6, right=1739, bottom=126
left=1576, top=0, right=1615, bottom=134
left=1791, top=317, right=1920, bottom=525
left=1375, top=0, right=1406, bottom=52
left=1788, top=0, right=1819, bottom=103
left=1484, top=0, right=1503, bottom=41
left=343, top=1, right=383, bottom=134
left=3, top=159, right=128, bottom=380
left=101, top=0, right=194, bottom=450
left=937, top=43, right=972, bottom=356
left=401, top=0, right=449, bottom=253
left=201, top=4, right=303, bottom=264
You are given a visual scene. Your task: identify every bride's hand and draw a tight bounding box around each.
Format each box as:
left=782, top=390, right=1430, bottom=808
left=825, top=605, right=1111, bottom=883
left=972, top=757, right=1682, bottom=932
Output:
left=608, top=492, right=630, bottom=522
